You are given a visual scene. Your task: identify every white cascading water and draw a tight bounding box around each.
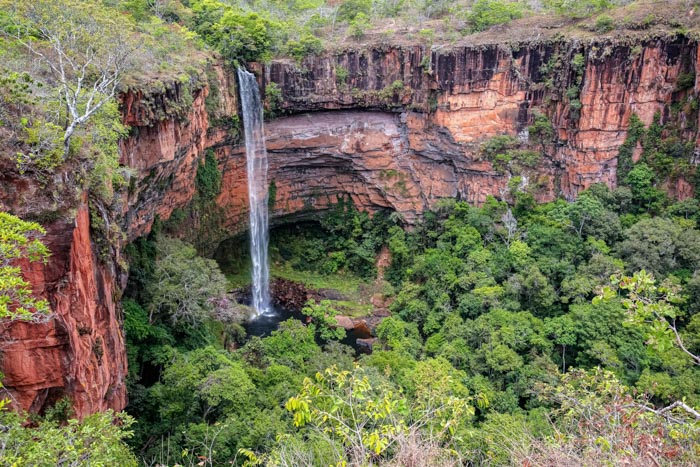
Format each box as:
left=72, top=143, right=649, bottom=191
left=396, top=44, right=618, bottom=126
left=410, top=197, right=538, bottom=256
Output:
left=237, top=68, right=270, bottom=315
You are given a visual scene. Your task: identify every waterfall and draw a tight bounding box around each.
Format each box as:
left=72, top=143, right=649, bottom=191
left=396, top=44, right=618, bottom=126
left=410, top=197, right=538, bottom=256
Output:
left=237, top=68, right=270, bottom=315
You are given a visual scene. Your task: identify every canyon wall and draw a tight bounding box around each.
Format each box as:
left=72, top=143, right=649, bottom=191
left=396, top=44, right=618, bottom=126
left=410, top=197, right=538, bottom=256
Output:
left=1, top=35, right=698, bottom=417
left=0, top=165, right=127, bottom=417
left=212, top=36, right=699, bottom=236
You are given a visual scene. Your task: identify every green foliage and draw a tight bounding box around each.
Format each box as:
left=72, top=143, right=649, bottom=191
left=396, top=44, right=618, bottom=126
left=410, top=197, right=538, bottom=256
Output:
left=195, top=149, right=222, bottom=200
left=0, top=212, right=50, bottom=321
left=571, top=53, right=586, bottom=75
left=625, top=162, right=667, bottom=214
left=85, top=99, right=131, bottom=201
left=0, top=408, right=138, bottom=466
left=286, top=33, right=324, bottom=61
left=595, top=13, right=615, bottom=32
left=467, top=0, right=524, bottom=32
left=349, top=12, right=370, bottom=40
left=616, top=113, right=645, bottom=184
left=375, top=316, right=422, bottom=354
left=154, top=346, right=255, bottom=423
left=597, top=270, right=700, bottom=365
left=264, top=82, right=283, bottom=118
left=268, top=179, right=277, bottom=209
left=480, top=134, right=542, bottom=175
left=337, top=0, right=372, bottom=22
left=301, top=299, right=347, bottom=341
left=147, top=237, right=237, bottom=326
left=262, top=319, right=322, bottom=369
left=528, top=112, right=554, bottom=147
left=216, top=11, right=273, bottom=63
left=188, top=0, right=276, bottom=63
left=2, top=0, right=138, bottom=161
left=284, top=364, right=471, bottom=464
left=126, top=178, right=700, bottom=464
left=481, top=135, right=520, bottom=159
left=15, top=119, right=64, bottom=174
left=676, top=72, right=696, bottom=91
left=545, top=0, right=614, bottom=18
left=549, top=192, right=606, bottom=238
left=618, top=217, right=700, bottom=277
left=632, top=111, right=696, bottom=186
left=272, top=198, right=395, bottom=279
left=0, top=70, right=36, bottom=118
left=336, top=65, right=349, bottom=85
left=534, top=368, right=700, bottom=464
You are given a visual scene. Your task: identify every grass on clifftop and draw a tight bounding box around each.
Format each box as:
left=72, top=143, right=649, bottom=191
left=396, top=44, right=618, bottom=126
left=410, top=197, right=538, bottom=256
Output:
left=317, top=0, right=700, bottom=53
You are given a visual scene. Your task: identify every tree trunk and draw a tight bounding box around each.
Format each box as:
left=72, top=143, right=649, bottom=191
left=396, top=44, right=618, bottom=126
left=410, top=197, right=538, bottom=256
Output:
left=63, top=123, right=77, bottom=159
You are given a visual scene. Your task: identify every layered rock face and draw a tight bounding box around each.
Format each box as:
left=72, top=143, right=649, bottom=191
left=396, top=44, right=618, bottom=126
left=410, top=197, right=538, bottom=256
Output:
left=212, top=37, right=699, bottom=235
left=262, top=37, right=697, bottom=204
left=0, top=167, right=127, bottom=416
left=1, top=35, right=698, bottom=418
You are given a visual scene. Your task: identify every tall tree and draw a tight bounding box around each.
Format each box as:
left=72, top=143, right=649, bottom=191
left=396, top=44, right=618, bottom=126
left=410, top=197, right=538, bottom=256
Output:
left=1, top=0, right=137, bottom=157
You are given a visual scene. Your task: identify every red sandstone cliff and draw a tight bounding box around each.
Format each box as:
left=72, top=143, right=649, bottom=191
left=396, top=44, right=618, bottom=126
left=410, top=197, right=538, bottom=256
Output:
left=126, top=37, right=699, bottom=246
left=1, top=35, right=698, bottom=417
left=0, top=170, right=127, bottom=416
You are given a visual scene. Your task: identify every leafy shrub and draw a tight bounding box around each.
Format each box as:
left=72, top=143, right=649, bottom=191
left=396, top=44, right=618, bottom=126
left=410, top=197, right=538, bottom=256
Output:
left=337, top=0, right=372, bottom=22
left=528, top=112, right=554, bottom=146
left=0, top=212, right=51, bottom=321
left=0, top=407, right=137, bottom=466
left=214, top=11, right=273, bottom=63
left=287, top=33, right=324, bottom=61
left=676, top=72, right=696, bottom=91
left=147, top=237, right=235, bottom=325
left=350, top=12, right=370, bottom=39
left=195, top=149, right=222, bottom=200
left=264, top=82, right=283, bottom=118
left=481, top=135, right=520, bottom=159
left=595, top=13, right=615, bottom=32
left=301, top=299, right=346, bottom=341
left=15, top=119, right=64, bottom=174
left=336, top=65, right=349, bottom=85
left=616, top=113, right=645, bottom=184
left=571, top=53, right=586, bottom=73
left=468, top=0, right=524, bottom=32
left=566, top=86, right=580, bottom=100
left=545, top=0, right=614, bottom=19
left=0, top=70, right=36, bottom=125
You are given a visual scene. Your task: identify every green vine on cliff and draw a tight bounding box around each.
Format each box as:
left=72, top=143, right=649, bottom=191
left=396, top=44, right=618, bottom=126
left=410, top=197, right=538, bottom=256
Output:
left=616, top=113, right=645, bottom=185
left=640, top=110, right=697, bottom=185
left=195, top=150, right=222, bottom=201
left=268, top=180, right=277, bottom=210
left=264, top=82, right=283, bottom=119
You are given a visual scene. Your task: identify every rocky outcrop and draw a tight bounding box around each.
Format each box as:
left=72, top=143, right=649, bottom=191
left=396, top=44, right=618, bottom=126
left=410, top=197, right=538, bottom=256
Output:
left=0, top=181, right=127, bottom=416
left=1, top=35, right=698, bottom=418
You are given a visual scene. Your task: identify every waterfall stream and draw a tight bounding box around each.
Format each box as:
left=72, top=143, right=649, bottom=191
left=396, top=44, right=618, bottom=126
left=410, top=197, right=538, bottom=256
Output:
left=237, top=68, right=270, bottom=315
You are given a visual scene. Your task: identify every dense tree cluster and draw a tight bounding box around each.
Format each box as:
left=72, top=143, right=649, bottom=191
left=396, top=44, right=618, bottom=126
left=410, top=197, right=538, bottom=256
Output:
left=112, top=173, right=700, bottom=465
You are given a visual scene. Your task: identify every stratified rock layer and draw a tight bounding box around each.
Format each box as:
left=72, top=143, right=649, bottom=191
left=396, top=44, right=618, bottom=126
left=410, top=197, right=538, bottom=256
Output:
left=0, top=185, right=127, bottom=416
